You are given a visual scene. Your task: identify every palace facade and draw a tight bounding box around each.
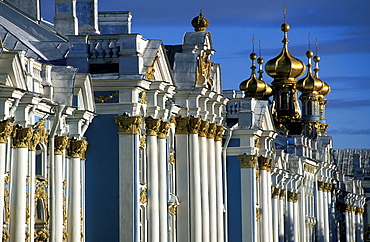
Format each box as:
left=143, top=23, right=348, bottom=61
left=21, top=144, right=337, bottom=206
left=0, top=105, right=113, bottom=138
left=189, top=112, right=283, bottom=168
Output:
left=0, top=0, right=368, bottom=241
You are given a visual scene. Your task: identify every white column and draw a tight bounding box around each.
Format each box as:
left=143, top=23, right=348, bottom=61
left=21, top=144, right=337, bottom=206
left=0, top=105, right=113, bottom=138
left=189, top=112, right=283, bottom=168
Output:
left=188, top=117, right=202, bottom=242
left=147, top=126, right=160, bottom=242
left=238, top=154, right=257, bottom=242
left=278, top=190, right=285, bottom=242
left=293, top=196, right=299, bottom=242
left=0, top=121, right=12, bottom=239
left=67, top=139, right=87, bottom=242
left=323, top=185, right=329, bottom=242
left=356, top=208, right=364, bottom=242
left=10, top=127, right=33, bottom=241
left=215, top=127, right=224, bottom=242
left=286, top=191, right=295, bottom=242
left=345, top=205, right=351, bottom=242
left=271, top=188, right=279, bottom=242
left=158, top=121, right=170, bottom=242
left=299, top=185, right=306, bottom=241
left=175, top=128, right=190, bottom=241
left=208, top=124, right=217, bottom=242
left=199, top=130, right=210, bottom=242
left=54, top=136, right=68, bottom=242
left=317, top=182, right=324, bottom=242
left=28, top=149, right=36, bottom=242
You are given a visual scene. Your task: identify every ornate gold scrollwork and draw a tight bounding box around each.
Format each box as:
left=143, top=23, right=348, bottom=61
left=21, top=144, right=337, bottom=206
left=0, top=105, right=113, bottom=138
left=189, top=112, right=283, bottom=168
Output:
left=317, top=181, right=325, bottom=191
left=158, top=121, right=170, bottom=139
left=2, top=229, right=10, bottom=241
left=238, top=154, right=257, bottom=169
left=207, top=123, right=217, bottom=139
left=344, top=205, right=353, bottom=213
left=256, top=207, right=261, bottom=220
left=175, top=117, right=190, bottom=134
left=145, top=117, right=161, bottom=136
left=0, top=121, right=13, bottom=143
left=115, top=114, right=142, bottom=135
left=55, top=136, right=69, bottom=155
left=139, top=188, right=147, bottom=204
left=258, top=156, right=274, bottom=172
left=139, top=135, right=146, bottom=147
left=12, top=127, right=33, bottom=148
left=271, top=187, right=280, bottom=199
left=145, top=55, right=160, bottom=80
left=279, top=189, right=286, bottom=200
left=287, top=191, right=300, bottom=203
left=168, top=153, right=175, bottom=164
left=34, top=229, right=50, bottom=242
left=139, top=90, right=147, bottom=104
left=196, top=51, right=213, bottom=89
left=189, top=117, right=202, bottom=134
left=198, top=121, right=210, bottom=137
left=94, top=91, right=119, bottom=103
left=67, top=139, right=88, bottom=160
left=214, top=125, right=224, bottom=141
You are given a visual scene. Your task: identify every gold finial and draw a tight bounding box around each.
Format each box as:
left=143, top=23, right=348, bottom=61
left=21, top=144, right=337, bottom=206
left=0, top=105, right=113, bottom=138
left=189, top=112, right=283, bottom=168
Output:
left=284, top=4, right=287, bottom=23
left=191, top=10, right=210, bottom=32
left=308, top=32, right=311, bottom=50
left=252, top=35, right=255, bottom=53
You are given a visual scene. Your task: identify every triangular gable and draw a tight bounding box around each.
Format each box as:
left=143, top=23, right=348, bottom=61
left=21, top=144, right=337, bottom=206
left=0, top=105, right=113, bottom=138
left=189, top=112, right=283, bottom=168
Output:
left=0, top=50, right=27, bottom=90
left=74, top=73, right=95, bottom=113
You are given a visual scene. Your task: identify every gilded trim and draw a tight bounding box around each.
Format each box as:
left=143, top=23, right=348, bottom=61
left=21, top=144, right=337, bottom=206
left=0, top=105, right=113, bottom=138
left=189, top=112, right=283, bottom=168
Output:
left=115, top=114, right=142, bottom=135
left=0, top=121, right=13, bottom=143
left=258, top=156, right=273, bottom=172
left=158, top=121, right=170, bottom=139
left=198, top=120, right=210, bottom=137
left=139, top=188, right=147, bottom=204
left=287, top=191, right=300, bottom=203
left=207, top=123, right=217, bottom=139
left=175, top=117, right=189, bottom=134
left=55, top=136, right=69, bottom=155
left=238, top=154, right=257, bottom=169
left=67, top=139, right=88, bottom=159
left=94, top=90, right=119, bottom=103
left=139, top=90, right=147, bottom=104
left=279, top=189, right=286, bottom=200
left=145, top=117, right=161, bottom=136
left=271, top=187, right=280, bottom=199
left=168, top=153, right=175, bottom=164
left=214, top=125, right=224, bottom=141
left=189, top=117, right=202, bottom=134
left=12, top=127, right=33, bottom=148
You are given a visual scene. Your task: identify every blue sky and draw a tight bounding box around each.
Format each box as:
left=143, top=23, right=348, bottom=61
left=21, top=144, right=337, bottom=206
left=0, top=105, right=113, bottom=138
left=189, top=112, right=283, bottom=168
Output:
left=41, top=0, right=370, bottom=148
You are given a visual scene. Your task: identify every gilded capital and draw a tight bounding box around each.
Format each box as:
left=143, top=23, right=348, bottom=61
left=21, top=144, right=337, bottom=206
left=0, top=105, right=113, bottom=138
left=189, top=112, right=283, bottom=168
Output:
left=189, top=117, right=202, bottom=134
left=344, top=205, right=353, bottom=213
left=287, top=191, right=300, bottom=203
left=158, top=121, right=170, bottom=139
left=238, top=154, right=257, bottom=169
left=271, top=187, right=280, bottom=199
left=145, top=117, right=161, bottom=136
left=115, top=114, right=142, bottom=135
left=35, top=118, right=48, bottom=145
left=13, top=127, right=33, bottom=148
left=0, top=121, right=13, bottom=143
left=317, top=181, right=325, bottom=191
left=55, top=136, right=69, bottom=155
left=207, top=123, right=217, bottom=139
left=28, top=131, right=41, bottom=151
left=198, top=120, right=210, bottom=137
left=258, top=156, right=274, bottom=172
left=175, top=117, right=189, bottom=134
left=279, top=189, right=286, bottom=200
left=67, top=139, right=88, bottom=159
left=214, top=125, right=224, bottom=141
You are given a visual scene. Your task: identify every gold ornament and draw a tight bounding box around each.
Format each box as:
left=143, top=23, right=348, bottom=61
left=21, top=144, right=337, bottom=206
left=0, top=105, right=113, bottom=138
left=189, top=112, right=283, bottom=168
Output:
left=238, top=154, right=257, bottom=169
left=115, top=114, right=142, bottom=135
left=0, top=121, right=13, bottom=143
left=67, top=139, right=88, bottom=160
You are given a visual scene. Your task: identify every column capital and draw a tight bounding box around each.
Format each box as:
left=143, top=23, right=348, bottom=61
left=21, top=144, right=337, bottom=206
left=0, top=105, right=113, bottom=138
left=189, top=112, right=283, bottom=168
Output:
left=115, top=114, right=142, bottom=135
left=214, top=125, right=224, bottom=141
left=344, top=205, right=353, bottom=213
left=198, top=120, right=209, bottom=137
left=175, top=117, right=190, bottom=134
left=258, top=156, right=274, bottom=172
left=207, top=123, right=217, bottom=139
left=145, top=116, right=161, bottom=136
left=271, top=187, right=280, bottom=199
left=0, top=121, right=13, bottom=143
left=12, top=127, right=33, bottom=148
left=279, top=189, right=286, bottom=200
left=189, top=117, right=202, bottom=134
left=158, top=121, right=170, bottom=139
left=355, top=207, right=364, bottom=215
left=287, top=191, right=300, bottom=203
left=317, top=181, right=325, bottom=191
left=67, top=139, right=88, bottom=159
left=55, top=136, right=69, bottom=155
left=238, top=154, right=257, bottom=169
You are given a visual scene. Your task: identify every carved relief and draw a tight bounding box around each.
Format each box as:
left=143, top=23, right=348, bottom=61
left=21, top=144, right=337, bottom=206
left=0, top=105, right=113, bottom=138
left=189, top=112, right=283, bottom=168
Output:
left=34, top=229, right=50, bottom=242
left=189, top=117, right=202, bottom=134
left=145, top=55, right=160, bottom=80
left=271, top=187, right=280, bottom=199
left=115, top=114, right=142, bottom=135
left=139, top=135, right=146, bottom=147
left=12, top=127, right=33, bottom=148
left=214, top=125, right=224, bottom=141
left=196, top=52, right=213, bottom=89
left=55, top=136, right=69, bottom=155
left=238, top=154, right=257, bottom=169
left=175, top=117, right=189, bottom=134
left=198, top=121, right=210, bottom=137
left=67, top=139, right=88, bottom=160
left=94, top=91, right=119, bottom=103
left=158, top=121, right=170, bottom=139
left=207, top=123, right=217, bottom=139
left=4, top=175, right=10, bottom=226
left=35, top=118, right=48, bottom=145
left=145, top=117, right=161, bottom=136
left=168, top=153, right=175, bottom=164
left=139, top=90, right=147, bottom=104
left=317, top=181, right=325, bottom=191
left=139, top=188, right=147, bottom=204
left=0, top=121, right=13, bottom=143
left=258, top=157, right=274, bottom=172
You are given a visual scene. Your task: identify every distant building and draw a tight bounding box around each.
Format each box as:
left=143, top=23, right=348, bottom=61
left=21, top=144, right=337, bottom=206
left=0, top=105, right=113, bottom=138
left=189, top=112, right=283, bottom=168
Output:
left=0, top=0, right=368, bottom=241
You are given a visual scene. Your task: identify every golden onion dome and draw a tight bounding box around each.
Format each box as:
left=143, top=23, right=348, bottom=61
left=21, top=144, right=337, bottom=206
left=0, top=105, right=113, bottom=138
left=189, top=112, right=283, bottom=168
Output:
left=265, top=23, right=306, bottom=82
left=318, top=82, right=330, bottom=96
left=191, top=11, right=210, bottom=32
left=297, top=50, right=325, bottom=94
left=313, top=54, right=331, bottom=96
left=240, top=53, right=272, bottom=99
